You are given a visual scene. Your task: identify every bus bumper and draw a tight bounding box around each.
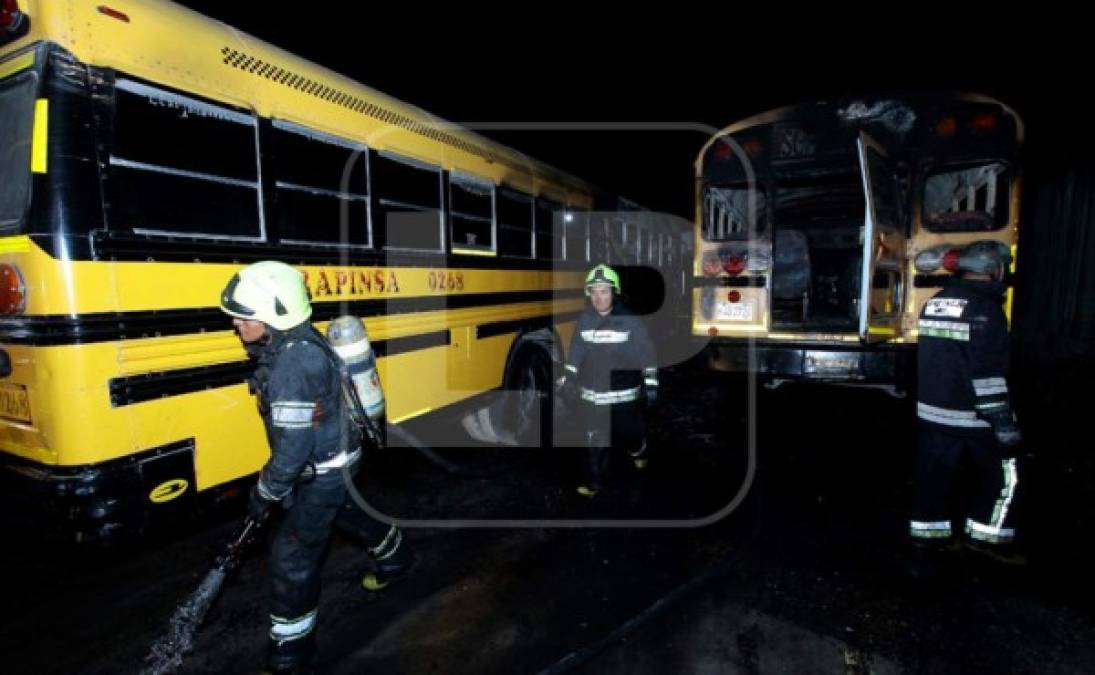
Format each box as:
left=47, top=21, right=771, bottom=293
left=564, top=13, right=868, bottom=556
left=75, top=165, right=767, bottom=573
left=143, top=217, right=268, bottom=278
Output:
left=704, top=340, right=915, bottom=385
left=0, top=439, right=198, bottom=543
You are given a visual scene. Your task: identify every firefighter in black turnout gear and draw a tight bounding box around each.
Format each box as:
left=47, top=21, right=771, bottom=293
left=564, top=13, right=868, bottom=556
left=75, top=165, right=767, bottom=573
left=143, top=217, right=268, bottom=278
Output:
left=559, top=264, right=658, bottom=497
left=220, top=261, right=413, bottom=673
left=911, top=241, right=1026, bottom=569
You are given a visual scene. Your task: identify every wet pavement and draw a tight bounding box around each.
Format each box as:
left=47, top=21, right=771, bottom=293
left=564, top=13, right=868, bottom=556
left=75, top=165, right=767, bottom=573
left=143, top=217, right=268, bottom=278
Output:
left=3, top=357, right=1093, bottom=674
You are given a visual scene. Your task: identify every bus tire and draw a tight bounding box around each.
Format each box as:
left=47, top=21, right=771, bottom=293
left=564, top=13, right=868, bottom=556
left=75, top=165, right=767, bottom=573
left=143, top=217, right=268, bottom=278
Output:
left=505, top=339, right=556, bottom=449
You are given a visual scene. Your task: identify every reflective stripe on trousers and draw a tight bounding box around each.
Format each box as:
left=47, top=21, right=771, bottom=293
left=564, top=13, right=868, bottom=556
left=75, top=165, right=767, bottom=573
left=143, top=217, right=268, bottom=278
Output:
left=910, top=520, right=953, bottom=539
left=270, top=609, right=317, bottom=643
left=580, top=386, right=641, bottom=405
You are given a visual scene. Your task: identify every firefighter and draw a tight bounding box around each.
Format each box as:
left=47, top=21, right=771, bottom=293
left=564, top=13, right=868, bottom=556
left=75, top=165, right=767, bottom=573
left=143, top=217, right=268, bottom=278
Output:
left=910, top=241, right=1026, bottom=573
left=558, top=264, right=658, bottom=497
left=219, top=261, right=413, bottom=672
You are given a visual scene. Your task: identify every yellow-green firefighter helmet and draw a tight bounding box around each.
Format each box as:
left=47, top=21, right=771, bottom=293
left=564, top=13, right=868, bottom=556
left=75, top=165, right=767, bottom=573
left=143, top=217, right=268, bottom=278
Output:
left=219, top=261, right=312, bottom=331
left=584, top=264, right=620, bottom=296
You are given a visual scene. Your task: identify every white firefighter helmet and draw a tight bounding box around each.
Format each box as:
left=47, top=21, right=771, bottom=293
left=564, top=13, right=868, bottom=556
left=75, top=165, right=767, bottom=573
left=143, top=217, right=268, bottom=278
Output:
left=219, top=261, right=312, bottom=331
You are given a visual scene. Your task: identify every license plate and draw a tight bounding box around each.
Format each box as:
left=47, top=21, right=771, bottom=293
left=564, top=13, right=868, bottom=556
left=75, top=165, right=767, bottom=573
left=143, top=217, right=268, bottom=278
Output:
left=0, top=383, right=31, bottom=424
left=805, top=352, right=861, bottom=374
left=715, top=301, right=754, bottom=321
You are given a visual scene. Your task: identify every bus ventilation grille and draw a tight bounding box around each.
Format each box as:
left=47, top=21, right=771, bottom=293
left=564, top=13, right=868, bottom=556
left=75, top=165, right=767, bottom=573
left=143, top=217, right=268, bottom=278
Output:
left=220, top=46, right=499, bottom=166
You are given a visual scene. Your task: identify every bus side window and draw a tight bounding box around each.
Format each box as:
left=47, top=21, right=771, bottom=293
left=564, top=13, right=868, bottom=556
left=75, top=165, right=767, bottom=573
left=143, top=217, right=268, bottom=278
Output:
left=588, top=217, right=609, bottom=263
left=498, top=188, right=534, bottom=258
left=270, top=120, right=369, bottom=247
left=449, top=175, right=495, bottom=253
left=627, top=223, right=640, bottom=263
left=564, top=210, right=588, bottom=263
left=373, top=151, right=444, bottom=252
left=922, top=162, right=1009, bottom=232
left=106, top=79, right=262, bottom=239
left=534, top=198, right=563, bottom=261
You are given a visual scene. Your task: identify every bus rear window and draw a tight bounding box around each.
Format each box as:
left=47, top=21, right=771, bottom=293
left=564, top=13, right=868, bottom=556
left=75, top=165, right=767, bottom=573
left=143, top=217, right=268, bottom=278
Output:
left=0, top=71, right=36, bottom=231
left=922, top=162, right=1010, bottom=232
left=703, top=185, right=767, bottom=241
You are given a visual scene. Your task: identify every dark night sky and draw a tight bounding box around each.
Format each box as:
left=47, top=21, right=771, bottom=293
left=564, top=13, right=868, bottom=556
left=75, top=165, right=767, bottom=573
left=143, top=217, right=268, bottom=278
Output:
left=173, top=4, right=1088, bottom=217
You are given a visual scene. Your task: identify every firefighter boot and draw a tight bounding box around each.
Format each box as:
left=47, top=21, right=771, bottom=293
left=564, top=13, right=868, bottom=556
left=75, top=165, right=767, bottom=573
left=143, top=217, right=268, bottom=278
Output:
left=578, top=442, right=609, bottom=497
left=362, top=540, right=416, bottom=591
left=266, top=631, right=316, bottom=674
left=630, top=441, right=649, bottom=471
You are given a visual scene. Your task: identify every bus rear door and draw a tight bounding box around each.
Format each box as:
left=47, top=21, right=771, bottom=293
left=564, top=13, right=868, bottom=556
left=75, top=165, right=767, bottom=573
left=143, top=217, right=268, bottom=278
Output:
left=856, top=131, right=906, bottom=343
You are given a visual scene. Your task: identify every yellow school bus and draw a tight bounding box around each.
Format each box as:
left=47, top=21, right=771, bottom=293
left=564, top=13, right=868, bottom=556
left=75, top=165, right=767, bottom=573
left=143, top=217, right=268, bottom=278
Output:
left=0, top=0, right=667, bottom=540
left=693, top=95, right=1022, bottom=393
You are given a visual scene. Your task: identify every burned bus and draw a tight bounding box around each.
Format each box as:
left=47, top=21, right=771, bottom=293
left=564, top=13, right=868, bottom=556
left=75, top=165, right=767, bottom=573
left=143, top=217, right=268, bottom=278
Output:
left=692, top=95, right=1022, bottom=392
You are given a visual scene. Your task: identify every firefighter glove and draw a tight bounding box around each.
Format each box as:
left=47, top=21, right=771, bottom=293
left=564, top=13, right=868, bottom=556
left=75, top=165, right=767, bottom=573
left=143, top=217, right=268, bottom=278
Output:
left=248, top=484, right=277, bottom=522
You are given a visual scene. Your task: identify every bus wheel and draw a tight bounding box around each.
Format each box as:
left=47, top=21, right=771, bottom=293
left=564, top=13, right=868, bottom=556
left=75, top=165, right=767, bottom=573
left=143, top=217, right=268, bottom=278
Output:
left=510, top=346, right=553, bottom=449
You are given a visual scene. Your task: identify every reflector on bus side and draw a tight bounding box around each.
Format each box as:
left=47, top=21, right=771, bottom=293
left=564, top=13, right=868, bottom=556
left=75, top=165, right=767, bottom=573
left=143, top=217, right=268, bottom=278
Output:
left=31, top=97, right=46, bottom=173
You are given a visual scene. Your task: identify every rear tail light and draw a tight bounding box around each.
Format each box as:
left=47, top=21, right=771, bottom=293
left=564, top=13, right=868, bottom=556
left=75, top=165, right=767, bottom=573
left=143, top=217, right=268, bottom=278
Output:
left=970, top=113, right=997, bottom=132
left=1, top=0, right=25, bottom=31
left=942, top=249, right=961, bottom=273
left=722, top=255, right=745, bottom=276
left=742, top=139, right=764, bottom=158
left=0, top=264, right=26, bottom=314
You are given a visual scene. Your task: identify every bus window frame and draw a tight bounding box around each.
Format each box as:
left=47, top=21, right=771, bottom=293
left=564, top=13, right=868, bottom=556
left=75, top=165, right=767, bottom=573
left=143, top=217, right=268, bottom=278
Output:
left=0, top=64, right=37, bottom=232
left=701, top=182, right=769, bottom=242
left=109, top=78, right=267, bottom=243
left=534, top=196, right=564, bottom=261
left=562, top=208, right=589, bottom=263
left=496, top=186, right=535, bottom=260
left=448, top=171, right=497, bottom=256
left=919, top=159, right=1013, bottom=234
left=270, top=117, right=372, bottom=250
left=375, top=149, right=445, bottom=254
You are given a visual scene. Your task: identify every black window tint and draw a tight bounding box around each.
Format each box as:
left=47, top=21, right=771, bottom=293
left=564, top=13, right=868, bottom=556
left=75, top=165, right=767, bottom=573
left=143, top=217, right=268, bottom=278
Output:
left=450, top=179, right=492, bottom=220
left=373, top=152, right=441, bottom=209
left=276, top=188, right=368, bottom=245
left=108, top=166, right=260, bottom=237
left=272, top=122, right=367, bottom=194
left=271, top=122, right=369, bottom=246
left=107, top=79, right=262, bottom=238
left=0, top=71, right=36, bottom=230
left=112, top=80, right=257, bottom=181
left=450, top=178, right=493, bottom=251
left=535, top=198, right=563, bottom=261
left=564, top=211, right=587, bottom=262
left=498, top=189, right=533, bottom=258
left=372, top=152, right=442, bottom=251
